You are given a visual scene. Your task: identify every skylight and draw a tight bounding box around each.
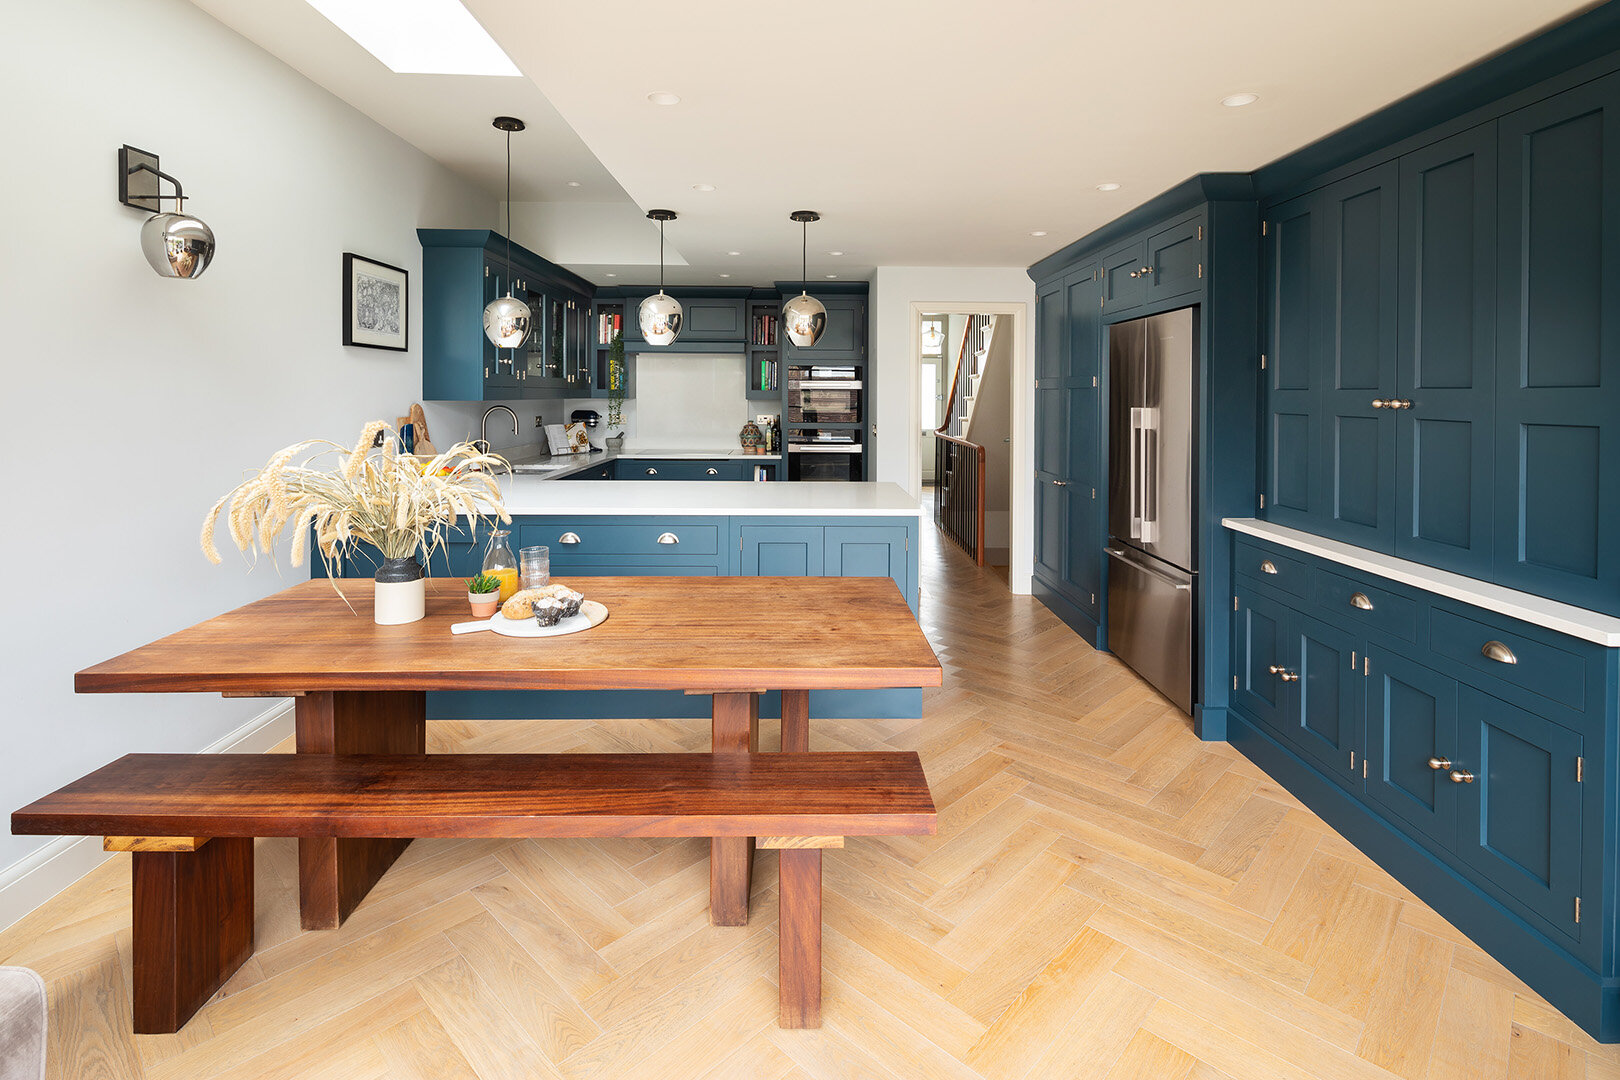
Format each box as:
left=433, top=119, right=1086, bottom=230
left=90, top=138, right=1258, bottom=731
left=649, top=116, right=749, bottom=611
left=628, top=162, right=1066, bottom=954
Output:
left=304, top=0, right=521, bottom=76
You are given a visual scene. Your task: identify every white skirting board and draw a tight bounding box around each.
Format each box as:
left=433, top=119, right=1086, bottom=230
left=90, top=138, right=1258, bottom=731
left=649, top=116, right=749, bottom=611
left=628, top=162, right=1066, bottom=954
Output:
left=0, top=700, right=296, bottom=934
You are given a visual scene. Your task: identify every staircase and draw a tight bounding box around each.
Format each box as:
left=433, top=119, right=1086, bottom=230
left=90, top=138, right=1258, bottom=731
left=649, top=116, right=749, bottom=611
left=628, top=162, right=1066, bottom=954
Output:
left=934, top=316, right=998, bottom=566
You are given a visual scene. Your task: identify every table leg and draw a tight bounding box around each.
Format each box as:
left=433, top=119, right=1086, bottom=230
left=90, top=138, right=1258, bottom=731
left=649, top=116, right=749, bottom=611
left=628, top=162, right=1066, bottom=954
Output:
left=710, top=691, right=759, bottom=926
left=780, top=689, right=810, bottom=753
left=777, top=847, right=822, bottom=1028
left=295, top=690, right=425, bottom=930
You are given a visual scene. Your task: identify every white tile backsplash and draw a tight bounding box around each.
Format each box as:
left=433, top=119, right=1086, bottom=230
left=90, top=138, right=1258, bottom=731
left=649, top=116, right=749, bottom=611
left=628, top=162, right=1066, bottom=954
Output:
left=608, top=353, right=752, bottom=451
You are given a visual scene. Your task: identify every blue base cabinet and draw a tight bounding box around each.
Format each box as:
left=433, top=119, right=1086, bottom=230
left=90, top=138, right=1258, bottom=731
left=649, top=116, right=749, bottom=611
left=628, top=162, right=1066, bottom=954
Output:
left=1228, top=529, right=1613, bottom=1039
left=315, top=512, right=922, bottom=720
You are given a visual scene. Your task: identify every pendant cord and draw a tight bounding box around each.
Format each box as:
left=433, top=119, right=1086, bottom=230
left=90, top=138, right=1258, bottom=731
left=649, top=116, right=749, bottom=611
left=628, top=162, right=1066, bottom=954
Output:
left=801, top=220, right=808, bottom=295
left=503, top=128, right=514, bottom=297
left=659, top=219, right=665, bottom=293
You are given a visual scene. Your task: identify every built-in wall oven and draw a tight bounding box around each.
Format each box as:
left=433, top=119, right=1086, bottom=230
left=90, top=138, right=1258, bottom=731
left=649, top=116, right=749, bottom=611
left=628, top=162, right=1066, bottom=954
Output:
left=786, top=365, right=861, bottom=424
left=786, top=430, right=862, bottom=482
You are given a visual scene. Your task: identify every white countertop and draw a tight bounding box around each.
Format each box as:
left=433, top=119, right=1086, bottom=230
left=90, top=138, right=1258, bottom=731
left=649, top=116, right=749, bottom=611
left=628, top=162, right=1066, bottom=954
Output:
left=499, top=478, right=923, bottom=517
left=505, top=446, right=780, bottom=479
left=1224, top=517, right=1620, bottom=647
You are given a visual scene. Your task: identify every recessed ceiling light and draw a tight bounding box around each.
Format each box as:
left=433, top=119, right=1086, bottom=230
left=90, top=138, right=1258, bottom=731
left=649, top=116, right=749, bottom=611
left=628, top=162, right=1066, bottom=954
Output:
left=727, top=251, right=741, bottom=256
left=566, top=180, right=581, bottom=187
left=825, top=274, right=838, bottom=279
left=1221, top=92, right=1259, bottom=107
left=1096, top=183, right=1122, bottom=192
left=718, top=273, right=731, bottom=278
left=605, top=272, right=616, bottom=277
left=304, top=0, right=521, bottom=76
left=647, top=90, right=680, bottom=106
left=826, top=250, right=844, bottom=256
left=692, top=183, right=715, bottom=192
left=1029, top=231, right=1048, bottom=237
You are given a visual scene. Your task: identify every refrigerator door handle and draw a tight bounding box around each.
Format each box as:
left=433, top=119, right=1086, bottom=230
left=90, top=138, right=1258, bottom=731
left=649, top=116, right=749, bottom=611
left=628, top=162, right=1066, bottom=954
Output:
left=1105, top=547, right=1192, bottom=590
left=1140, top=407, right=1159, bottom=545
left=1129, top=407, right=1144, bottom=540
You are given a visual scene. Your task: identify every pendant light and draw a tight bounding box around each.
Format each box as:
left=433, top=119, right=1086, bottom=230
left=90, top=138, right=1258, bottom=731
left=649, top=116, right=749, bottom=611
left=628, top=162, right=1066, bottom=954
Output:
left=483, top=116, right=532, bottom=349
left=782, top=210, right=827, bottom=347
left=639, top=209, right=682, bottom=346
left=116, top=145, right=216, bottom=280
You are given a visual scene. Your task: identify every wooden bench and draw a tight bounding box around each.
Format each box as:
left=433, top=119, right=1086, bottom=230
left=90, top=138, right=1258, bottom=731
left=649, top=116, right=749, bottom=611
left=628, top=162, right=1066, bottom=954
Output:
left=12, top=751, right=935, bottom=1034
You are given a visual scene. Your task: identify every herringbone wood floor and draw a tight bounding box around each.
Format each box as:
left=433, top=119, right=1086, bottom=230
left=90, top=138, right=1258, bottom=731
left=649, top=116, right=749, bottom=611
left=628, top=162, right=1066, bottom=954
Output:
left=2, top=525, right=1612, bottom=1079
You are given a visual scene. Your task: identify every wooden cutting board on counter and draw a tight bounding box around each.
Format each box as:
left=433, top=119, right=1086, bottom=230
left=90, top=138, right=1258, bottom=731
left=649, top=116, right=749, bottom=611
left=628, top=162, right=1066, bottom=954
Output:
left=406, top=403, right=437, bottom=456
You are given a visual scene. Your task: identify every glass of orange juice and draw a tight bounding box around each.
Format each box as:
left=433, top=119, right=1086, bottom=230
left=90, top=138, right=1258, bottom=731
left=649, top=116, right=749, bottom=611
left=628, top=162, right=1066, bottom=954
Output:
left=481, top=528, right=520, bottom=603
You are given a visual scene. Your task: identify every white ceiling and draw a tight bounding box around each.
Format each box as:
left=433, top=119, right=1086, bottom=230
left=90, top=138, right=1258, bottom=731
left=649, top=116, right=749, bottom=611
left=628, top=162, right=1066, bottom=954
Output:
left=193, top=0, right=1594, bottom=286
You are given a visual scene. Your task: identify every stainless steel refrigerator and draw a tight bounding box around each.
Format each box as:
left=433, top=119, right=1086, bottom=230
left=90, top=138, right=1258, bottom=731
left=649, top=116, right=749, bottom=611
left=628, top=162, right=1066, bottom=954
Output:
left=1106, top=307, right=1198, bottom=713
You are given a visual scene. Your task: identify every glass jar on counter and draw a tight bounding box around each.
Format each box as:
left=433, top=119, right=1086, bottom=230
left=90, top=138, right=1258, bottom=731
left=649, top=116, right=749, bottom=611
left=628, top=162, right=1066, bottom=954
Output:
left=519, top=545, right=550, bottom=591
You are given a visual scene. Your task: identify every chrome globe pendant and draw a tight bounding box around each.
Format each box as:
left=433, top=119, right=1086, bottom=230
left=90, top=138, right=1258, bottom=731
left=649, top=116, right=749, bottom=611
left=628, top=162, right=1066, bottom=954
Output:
left=639, top=209, right=682, bottom=346
left=140, top=206, right=215, bottom=280
left=782, top=210, right=827, bottom=347
left=483, top=117, right=532, bottom=349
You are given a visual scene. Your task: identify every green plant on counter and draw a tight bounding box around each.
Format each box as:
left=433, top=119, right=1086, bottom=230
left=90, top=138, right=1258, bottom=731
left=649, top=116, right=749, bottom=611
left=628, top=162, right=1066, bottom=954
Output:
left=468, top=572, right=501, bottom=595
left=606, top=329, right=626, bottom=429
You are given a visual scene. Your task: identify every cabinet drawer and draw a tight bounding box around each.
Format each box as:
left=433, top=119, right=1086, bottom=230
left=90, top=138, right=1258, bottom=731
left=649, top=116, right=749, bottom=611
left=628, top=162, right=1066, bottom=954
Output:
left=520, top=520, right=722, bottom=556
left=1233, top=538, right=1311, bottom=599
left=1312, top=568, right=1418, bottom=642
left=1429, top=607, right=1589, bottom=712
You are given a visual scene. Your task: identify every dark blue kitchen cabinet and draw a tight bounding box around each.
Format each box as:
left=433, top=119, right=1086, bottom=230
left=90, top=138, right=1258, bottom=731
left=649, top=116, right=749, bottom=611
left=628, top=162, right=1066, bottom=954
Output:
left=1395, top=125, right=1498, bottom=578
left=1145, top=216, right=1203, bottom=301
left=561, top=461, right=616, bottom=480
left=680, top=298, right=746, bottom=342
left=1290, top=614, right=1363, bottom=783
left=1033, top=279, right=1069, bottom=594
left=1317, top=163, right=1399, bottom=551
left=1233, top=588, right=1290, bottom=733
left=1455, top=685, right=1585, bottom=941
left=1101, top=241, right=1146, bottom=315
left=1363, top=647, right=1458, bottom=849
left=782, top=295, right=865, bottom=360
left=741, top=524, right=823, bottom=576
left=1033, top=475, right=1067, bottom=588
left=1263, top=191, right=1324, bottom=527
left=621, top=459, right=739, bottom=481
left=738, top=522, right=911, bottom=608
left=1494, top=72, right=1620, bottom=614
left=826, top=526, right=910, bottom=599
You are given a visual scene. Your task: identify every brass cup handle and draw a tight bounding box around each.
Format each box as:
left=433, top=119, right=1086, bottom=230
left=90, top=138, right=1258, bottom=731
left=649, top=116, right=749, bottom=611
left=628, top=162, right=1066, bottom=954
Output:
left=1481, top=640, right=1518, bottom=665
left=645, top=467, right=658, bottom=475
left=705, top=468, right=719, bottom=475
left=1428, top=757, right=1452, bottom=771
left=656, top=532, right=680, bottom=545
left=558, top=532, right=581, bottom=545
left=1449, top=769, right=1475, bottom=784
left=1260, top=559, right=1278, bottom=575
left=1350, top=592, right=1374, bottom=611
left=1268, top=665, right=1300, bottom=682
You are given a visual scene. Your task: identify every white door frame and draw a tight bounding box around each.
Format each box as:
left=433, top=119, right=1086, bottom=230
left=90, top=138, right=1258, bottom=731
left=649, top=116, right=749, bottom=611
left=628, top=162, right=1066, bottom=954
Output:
left=906, top=301, right=1031, bottom=593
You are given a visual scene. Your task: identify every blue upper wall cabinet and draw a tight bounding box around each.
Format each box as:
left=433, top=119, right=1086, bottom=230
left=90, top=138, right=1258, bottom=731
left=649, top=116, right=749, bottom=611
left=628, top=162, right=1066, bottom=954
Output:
left=1494, top=73, right=1620, bottom=613
left=678, top=298, right=746, bottom=342
left=1263, top=192, right=1324, bottom=527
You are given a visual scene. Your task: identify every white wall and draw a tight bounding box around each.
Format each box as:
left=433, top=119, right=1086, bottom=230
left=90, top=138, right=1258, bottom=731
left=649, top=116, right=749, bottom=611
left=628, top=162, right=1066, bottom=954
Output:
left=0, top=0, right=495, bottom=901
left=870, top=268, right=1037, bottom=591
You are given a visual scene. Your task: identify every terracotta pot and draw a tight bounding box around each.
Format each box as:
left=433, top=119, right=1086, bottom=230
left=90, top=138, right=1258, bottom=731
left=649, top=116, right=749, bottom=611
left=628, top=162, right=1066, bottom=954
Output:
left=468, top=592, right=499, bottom=618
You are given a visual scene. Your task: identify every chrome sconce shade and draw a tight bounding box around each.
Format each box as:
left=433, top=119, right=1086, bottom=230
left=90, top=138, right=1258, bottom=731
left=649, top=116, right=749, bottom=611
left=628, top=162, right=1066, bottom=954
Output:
left=639, top=209, right=682, bottom=346
left=483, top=116, right=532, bottom=349
left=118, top=145, right=215, bottom=279
left=783, top=210, right=826, bottom=347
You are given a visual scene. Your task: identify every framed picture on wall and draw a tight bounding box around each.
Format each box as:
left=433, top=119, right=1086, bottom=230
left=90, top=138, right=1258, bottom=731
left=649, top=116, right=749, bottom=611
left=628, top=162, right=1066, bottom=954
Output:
left=342, top=253, right=409, bottom=351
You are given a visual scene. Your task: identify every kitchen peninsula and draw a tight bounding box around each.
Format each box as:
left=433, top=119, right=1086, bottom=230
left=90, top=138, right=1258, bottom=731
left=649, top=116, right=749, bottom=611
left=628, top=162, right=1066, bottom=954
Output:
left=314, top=476, right=924, bottom=721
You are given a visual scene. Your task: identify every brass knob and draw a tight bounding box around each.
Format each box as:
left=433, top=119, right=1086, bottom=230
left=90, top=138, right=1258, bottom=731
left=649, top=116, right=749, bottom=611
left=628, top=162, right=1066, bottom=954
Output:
left=1350, top=592, right=1374, bottom=611
left=1128, top=270, right=1140, bottom=278
left=1372, top=399, right=1390, bottom=409
left=1052, top=480, right=1069, bottom=487
left=1268, top=665, right=1299, bottom=682
left=1449, top=769, right=1475, bottom=784
left=1394, top=398, right=1415, bottom=410
left=1428, top=757, right=1452, bottom=770
left=1260, top=559, right=1278, bottom=575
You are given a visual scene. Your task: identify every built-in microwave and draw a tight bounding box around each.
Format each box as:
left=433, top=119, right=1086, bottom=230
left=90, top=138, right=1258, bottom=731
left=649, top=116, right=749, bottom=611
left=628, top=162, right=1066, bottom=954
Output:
left=786, top=366, right=861, bottom=424
left=786, top=429, right=862, bottom=482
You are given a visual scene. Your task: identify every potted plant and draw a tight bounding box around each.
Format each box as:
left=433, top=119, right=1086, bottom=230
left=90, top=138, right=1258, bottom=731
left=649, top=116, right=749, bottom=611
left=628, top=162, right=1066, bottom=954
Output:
left=466, top=572, right=501, bottom=617
left=201, top=420, right=511, bottom=625
left=605, top=330, right=626, bottom=450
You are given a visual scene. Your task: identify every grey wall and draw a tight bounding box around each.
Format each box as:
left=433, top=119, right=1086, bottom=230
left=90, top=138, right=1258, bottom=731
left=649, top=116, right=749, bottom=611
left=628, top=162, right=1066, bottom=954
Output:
left=0, top=0, right=496, bottom=879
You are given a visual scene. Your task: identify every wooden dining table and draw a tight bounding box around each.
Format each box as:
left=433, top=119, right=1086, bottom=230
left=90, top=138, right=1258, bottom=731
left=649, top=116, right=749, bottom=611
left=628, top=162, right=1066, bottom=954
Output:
left=74, top=575, right=942, bottom=930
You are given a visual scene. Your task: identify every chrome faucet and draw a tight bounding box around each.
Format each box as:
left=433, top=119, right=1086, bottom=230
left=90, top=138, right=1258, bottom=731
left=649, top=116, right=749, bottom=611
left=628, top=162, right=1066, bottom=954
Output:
left=478, top=405, right=519, bottom=454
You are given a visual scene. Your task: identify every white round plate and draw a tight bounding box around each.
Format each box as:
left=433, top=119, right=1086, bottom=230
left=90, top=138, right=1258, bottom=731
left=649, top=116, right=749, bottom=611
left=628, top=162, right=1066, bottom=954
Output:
left=485, top=599, right=608, bottom=638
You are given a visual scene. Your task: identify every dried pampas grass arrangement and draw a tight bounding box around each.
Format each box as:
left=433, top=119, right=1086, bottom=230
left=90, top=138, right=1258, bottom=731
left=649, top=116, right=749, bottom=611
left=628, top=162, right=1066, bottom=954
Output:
left=202, top=421, right=511, bottom=583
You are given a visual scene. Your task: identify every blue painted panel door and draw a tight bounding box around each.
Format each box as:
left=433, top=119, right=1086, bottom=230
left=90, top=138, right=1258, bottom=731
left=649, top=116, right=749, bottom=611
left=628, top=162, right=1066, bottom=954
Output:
left=1101, top=241, right=1147, bottom=315
left=1285, top=614, right=1363, bottom=784
left=1317, top=164, right=1399, bottom=549
left=1363, top=649, right=1458, bottom=849
left=825, top=527, right=909, bottom=600
left=1033, top=281, right=1068, bottom=589
left=1233, top=589, right=1292, bottom=734
left=1145, top=216, right=1203, bottom=301
left=741, top=525, right=823, bottom=576
left=1494, top=73, right=1620, bottom=615
left=1396, top=125, right=1497, bottom=577
left=1454, top=685, right=1584, bottom=941
left=1064, top=267, right=1103, bottom=619
left=785, top=296, right=864, bottom=360
left=1263, top=191, right=1324, bottom=527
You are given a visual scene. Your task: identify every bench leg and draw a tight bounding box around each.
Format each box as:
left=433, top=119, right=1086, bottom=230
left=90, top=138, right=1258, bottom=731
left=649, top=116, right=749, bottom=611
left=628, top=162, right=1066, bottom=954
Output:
left=777, top=848, right=822, bottom=1028
left=780, top=689, right=809, bottom=753
left=711, top=691, right=759, bottom=927
left=131, top=838, right=254, bottom=1034
left=296, top=690, right=425, bottom=930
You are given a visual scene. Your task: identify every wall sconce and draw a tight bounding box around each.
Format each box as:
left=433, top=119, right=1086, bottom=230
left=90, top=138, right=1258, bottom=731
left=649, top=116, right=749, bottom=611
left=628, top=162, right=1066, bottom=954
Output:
left=118, top=145, right=215, bottom=279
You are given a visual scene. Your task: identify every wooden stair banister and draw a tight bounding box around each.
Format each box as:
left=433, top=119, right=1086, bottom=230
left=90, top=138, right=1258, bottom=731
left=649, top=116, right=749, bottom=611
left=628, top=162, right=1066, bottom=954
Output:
left=933, top=315, right=990, bottom=566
